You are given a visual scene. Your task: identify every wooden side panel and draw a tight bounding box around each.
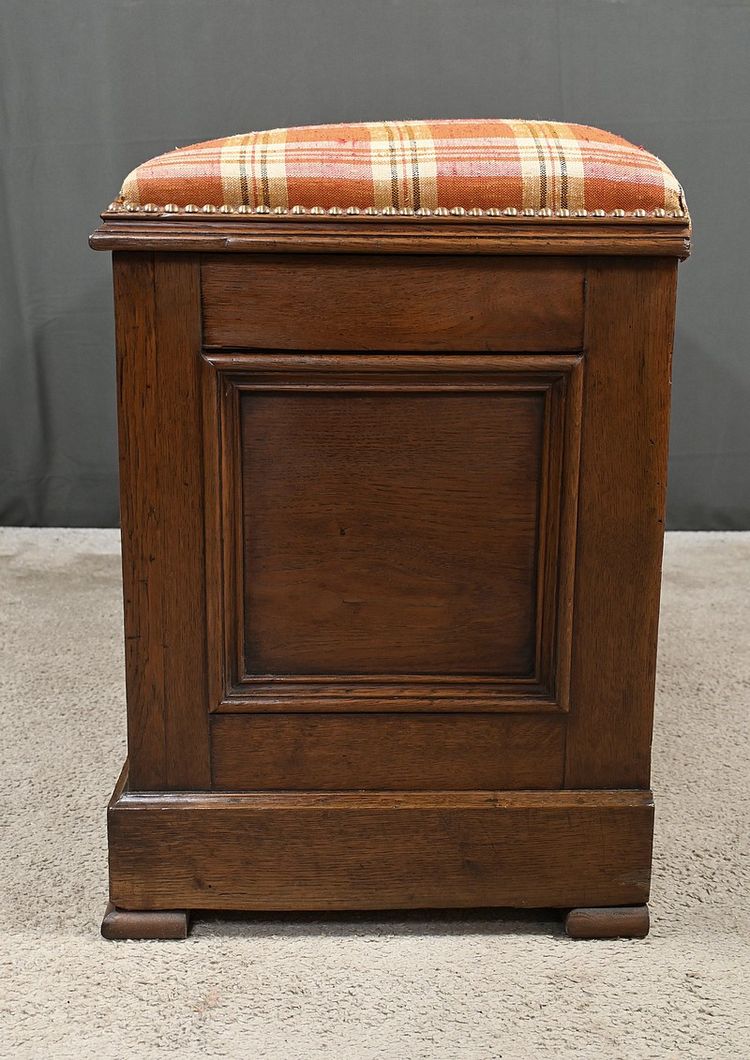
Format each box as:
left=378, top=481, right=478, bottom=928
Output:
left=565, top=258, right=678, bottom=788
left=210, top=713, right=566, bottom=790
left=201, top=254, right=584, bottom=350
left=114, top=252, right=210, bottom=790
left=108, top=787, right=654, bottom=911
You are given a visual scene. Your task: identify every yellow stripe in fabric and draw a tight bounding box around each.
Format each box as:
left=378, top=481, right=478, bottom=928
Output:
left=403, top=121, right=436, bottom=211
left=369, top=123, right=396, bottom=210
left=220, top=133, right=249, bottom=206
left=261, top=127, right=288, bottom=209
left=557, top=124, right=586, bottom=212
left=515, top=120, right=542, bottom=211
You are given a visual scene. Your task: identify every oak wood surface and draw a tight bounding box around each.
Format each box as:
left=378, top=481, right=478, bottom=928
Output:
left=90, top=216, right=691, bottom=259
left=564, top=258, right=678, bottom=789
left=100, top=216, right=682, bottom=931
left=114, top=252, right=210, bottom=790
left=108, top=777, right=654, bottom=911
left=210, top=713, right=565, bottom=790
left=564, top=905, right=650, bottom=940
left=242, top=388, right=541, bottom=675
left=113, top=254, right=165, bottom=790
left=204, top=353, right=581, bottom=713
left=101, top=903, right=189, bottom=941
left=201, top=254, right=584, bottom=351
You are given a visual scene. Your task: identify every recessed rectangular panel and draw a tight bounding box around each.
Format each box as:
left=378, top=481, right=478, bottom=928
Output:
left=202, top=352, right=582, bottom=712
left=241, top=390, right=544, bottom=677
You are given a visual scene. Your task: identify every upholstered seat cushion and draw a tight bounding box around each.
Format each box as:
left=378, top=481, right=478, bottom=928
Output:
left=116, top=119, right=685, bottom=219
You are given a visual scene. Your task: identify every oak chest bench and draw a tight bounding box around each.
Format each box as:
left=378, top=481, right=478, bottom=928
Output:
left=90, top=119, right=690, bottom=940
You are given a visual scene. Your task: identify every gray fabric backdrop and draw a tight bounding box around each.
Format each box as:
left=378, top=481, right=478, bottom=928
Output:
left=1, top=0, right=748, bottom=528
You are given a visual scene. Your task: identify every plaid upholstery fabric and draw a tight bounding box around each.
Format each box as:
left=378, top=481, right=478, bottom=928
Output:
left=117, top=119, right=686, bottom=218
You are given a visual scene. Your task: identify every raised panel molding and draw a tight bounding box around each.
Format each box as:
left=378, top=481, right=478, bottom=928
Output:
left=202, top=352, right=582, bottom=714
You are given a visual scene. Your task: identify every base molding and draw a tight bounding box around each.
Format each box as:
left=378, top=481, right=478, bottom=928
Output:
left=565, top=904, right=650, bottom=939
left=101, top=902, right=189, bottom=940
left=107, top=765, right=653, bottom=915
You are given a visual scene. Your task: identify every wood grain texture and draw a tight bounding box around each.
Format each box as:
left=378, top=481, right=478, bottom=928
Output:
left=242, top=389, right=542, bottom=675
left=108, top=780, right=654, bottom=911
left=564, top=258, right=678, bottom=789
left=201, top=255, right=584, bottom=350
left=90, top=217, right=691, bottom=258
left=101, top=225, right=682, bottom=924
left=203, top=353, right=581, bottom=712
left=152, top=256, right=211, bottom=788
left=210, top=713, right=566, bottom=790
left=113, top=254, right=165, bottom=788
left=101, top=903, right=190, bottom=940
left=565, top=905, right=650, bottom=940
left=114, top=253, right=210, bottom=790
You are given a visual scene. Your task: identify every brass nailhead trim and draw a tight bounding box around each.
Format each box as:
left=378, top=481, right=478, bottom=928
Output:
left=107, top=199, right=687, bottom=220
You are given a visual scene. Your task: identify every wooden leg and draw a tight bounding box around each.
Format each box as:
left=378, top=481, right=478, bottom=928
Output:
left=101, top=902, right=190, bottom=940
left=565, top=904, right=649, bottom=939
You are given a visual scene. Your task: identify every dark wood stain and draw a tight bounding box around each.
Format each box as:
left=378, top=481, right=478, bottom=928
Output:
left=204, top=352, right=581, bottom=713
left=241, top=389, right=543, bottom=676
left=108, top=777, right=654, bottom=912
left=564, top=257, right=678, bottom=789
left=90, top=215, right=692, bottom=260
left=210, top=713, right=566, bottom=791
left=94, top=205, right=684, bottom=938
left=201, top=254, right=584, bottom=351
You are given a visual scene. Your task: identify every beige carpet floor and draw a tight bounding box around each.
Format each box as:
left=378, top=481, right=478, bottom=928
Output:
left=0, top=528, right=748, bottom=1059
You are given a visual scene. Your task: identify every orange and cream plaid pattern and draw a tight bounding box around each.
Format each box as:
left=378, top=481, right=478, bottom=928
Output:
left=117, top=119, right=686, bottom=218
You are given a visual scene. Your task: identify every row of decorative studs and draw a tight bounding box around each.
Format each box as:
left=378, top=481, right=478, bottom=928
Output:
left=108, top=200, right=685, bottom=219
